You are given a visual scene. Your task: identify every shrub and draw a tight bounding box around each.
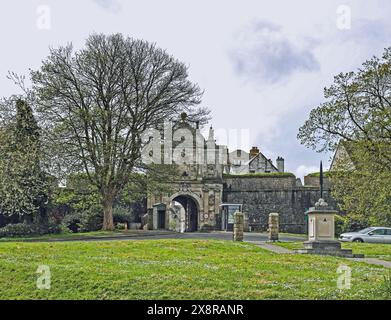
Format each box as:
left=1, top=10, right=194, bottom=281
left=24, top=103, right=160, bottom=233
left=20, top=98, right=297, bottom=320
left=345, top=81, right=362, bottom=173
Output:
left=113, top=207, right=133, bottom=225
left=0, top=223, right=37, bottom=237
left=46, top=223, right=62, bottom=235
left=335, top=215, right=347, bottom=237
left=61, top=210, right=103, bottom=233
left=0, top=222, right=61, bottom=238
left=83, top=207, right=103, bottom=231
left=335, top=214, right=369, bottom=236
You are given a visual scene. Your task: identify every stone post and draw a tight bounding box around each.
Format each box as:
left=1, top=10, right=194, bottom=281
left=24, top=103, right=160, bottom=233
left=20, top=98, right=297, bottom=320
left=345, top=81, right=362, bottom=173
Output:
left=233, top=211, right=244, bottom=242
left=268, top=213, right=279, bottom=242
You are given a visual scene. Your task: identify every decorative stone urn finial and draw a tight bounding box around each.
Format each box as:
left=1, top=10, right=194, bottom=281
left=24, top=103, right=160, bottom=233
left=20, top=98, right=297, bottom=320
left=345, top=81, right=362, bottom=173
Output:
left=315, top=198, right=327, bottom=207
left=315, top=198, right=329, bottom=209
left=180, top=112, right=188, bottom=121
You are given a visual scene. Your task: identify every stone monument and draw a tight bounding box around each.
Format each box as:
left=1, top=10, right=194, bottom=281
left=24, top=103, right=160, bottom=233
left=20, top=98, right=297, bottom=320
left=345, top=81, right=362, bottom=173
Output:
left=296, top=198, right=364, bottom=258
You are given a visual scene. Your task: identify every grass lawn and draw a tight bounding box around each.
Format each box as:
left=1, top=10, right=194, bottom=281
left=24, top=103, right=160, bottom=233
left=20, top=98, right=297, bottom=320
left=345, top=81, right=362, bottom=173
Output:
left=0, top=239, right=389, bottom=300
left=0, top=230, right=174, bottom=242
left=274, top=242, right=391, bottom=261
left=0, top=231, right=119, bottom=242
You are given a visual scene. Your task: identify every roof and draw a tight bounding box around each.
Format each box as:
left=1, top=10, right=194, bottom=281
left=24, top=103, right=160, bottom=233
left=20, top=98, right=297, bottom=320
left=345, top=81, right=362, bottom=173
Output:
left=330, top=140, right=356, bottom=171
left=248, top=152, right=279, bottom=172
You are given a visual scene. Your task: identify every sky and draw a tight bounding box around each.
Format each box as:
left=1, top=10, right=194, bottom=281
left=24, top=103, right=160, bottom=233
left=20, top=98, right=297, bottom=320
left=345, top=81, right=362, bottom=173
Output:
left=0, top=0, right=390, bottom=178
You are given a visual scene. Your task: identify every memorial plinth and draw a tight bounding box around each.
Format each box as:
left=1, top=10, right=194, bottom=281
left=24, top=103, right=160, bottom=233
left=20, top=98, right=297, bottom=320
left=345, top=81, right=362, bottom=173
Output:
left=296, top=199, right=364, bottom=258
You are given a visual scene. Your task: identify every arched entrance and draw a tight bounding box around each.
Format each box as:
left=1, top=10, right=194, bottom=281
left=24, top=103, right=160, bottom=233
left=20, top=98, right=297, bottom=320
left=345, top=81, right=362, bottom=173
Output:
left=172, top=195, right=199, bottom=232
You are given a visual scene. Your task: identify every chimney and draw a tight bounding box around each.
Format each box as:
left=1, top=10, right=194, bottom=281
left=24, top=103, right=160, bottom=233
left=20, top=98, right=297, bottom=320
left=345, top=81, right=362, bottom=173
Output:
left=250, top=147, right=260, bottom=159
left=276, top=157, right=285, bottom=173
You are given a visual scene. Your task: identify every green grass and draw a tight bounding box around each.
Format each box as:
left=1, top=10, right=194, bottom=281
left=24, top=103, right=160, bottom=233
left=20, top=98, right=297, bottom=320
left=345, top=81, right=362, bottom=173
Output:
left=223, top=172, right=295, bottom=178
left=279, top=232, right=306, bottom=238
left=274, top=242, right=391, bottom=261
left=307, top=171, right=331, bottom=178
left=0, top=230, right=174, bottom=242
left=0, top=231, right=125, bottom=242
left=0, top=239, right=388, bottom=300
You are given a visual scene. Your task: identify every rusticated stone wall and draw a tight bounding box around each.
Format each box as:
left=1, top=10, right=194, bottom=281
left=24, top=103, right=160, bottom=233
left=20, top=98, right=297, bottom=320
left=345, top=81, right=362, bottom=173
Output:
left=222, top=176, right=335, bottom=234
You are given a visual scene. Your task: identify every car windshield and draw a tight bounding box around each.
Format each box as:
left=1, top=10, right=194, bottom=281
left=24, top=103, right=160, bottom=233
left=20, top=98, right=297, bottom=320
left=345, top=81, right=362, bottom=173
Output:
left=358, top=227, right=375, bottom=234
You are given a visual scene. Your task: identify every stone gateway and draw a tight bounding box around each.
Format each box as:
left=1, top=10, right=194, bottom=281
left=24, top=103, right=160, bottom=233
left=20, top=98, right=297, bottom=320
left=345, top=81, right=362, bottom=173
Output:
left=145, top=115, right=334, bottom=233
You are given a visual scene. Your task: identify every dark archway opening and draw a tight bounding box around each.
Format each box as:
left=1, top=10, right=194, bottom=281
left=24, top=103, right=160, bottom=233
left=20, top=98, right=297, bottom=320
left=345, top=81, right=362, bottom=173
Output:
left=157, top=209, right=166, bottom=229
left=172, top=195, right=198, bottom=232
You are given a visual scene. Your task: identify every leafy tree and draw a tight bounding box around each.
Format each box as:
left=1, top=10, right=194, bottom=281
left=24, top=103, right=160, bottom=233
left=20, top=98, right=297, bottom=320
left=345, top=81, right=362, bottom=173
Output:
left=298, top=48, right=391, bottom=225
left=52, top=166, right=176, bottom=232
left=30, top=33, right=209, bottom=230
left=0, top=99, right=49, bottom=222
left=120, top=164, right=177, bottom=204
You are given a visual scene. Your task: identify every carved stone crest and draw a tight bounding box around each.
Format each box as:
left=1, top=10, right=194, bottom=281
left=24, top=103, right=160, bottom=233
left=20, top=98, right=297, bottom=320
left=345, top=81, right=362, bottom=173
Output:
left=178, top=182, right=191, bottom=192
left=208, top=194, right=215, bottom=206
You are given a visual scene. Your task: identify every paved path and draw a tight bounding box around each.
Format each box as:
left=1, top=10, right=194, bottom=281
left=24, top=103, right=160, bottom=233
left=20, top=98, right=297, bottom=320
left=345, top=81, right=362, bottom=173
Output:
left=11, top=231, right=306, bottom=243
left=80, top=231, right=306, bottom=243
left=247, top=241, right=391, bottom=269
left=106, top=232, right=305, bottom=243
left=348, top=257, right=391, bottom=268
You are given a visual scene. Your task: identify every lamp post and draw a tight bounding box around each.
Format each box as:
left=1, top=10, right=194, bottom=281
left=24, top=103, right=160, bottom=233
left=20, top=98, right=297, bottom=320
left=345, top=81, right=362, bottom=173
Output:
left=320, top=160, right=324, bottom=199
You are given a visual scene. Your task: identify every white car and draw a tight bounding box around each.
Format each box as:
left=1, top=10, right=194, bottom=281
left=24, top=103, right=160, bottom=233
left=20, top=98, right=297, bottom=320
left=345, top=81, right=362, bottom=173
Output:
left=339, top=227, right=391, bottom=243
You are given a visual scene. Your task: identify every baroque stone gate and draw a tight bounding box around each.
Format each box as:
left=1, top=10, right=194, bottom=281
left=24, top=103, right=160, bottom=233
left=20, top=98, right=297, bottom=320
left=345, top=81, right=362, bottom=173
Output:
left=144, top=114, right=333, bottom=233
left=145, top=114, right=225, bottom=232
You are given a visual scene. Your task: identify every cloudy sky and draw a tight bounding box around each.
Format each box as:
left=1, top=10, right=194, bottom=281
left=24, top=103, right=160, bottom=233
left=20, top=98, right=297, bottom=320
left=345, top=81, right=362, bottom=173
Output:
left=0, top=0, right=390, bottom=178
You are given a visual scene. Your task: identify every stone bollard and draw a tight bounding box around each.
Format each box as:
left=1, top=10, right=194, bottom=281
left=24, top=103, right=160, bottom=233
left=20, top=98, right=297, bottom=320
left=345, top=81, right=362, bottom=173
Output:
left=268, top=213, right=279, bottom=242
left=233, top=211, right=244, bottom=242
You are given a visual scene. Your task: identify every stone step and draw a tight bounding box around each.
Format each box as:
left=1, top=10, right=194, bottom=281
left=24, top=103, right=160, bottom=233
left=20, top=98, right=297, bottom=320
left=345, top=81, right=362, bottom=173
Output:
left=296, top=248, right=364, bottom=258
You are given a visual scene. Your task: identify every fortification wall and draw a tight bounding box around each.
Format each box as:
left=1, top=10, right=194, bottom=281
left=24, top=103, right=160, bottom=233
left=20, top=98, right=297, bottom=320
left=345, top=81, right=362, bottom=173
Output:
left=222, top=176, right=335, bottom=233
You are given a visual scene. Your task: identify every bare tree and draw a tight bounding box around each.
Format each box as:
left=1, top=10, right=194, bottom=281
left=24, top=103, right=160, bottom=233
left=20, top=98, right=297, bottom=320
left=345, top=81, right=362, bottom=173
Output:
left=31, top=33, right=209, bottom=230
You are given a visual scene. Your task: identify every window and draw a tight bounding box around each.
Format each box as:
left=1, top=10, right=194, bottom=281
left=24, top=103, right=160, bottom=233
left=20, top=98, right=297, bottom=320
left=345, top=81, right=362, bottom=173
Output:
left=359, top=227, right=375, bottom=234
left=371, top=229, right=386, bottom=235
left=227, top=206, right=241, bottom=224
left=386, top=229, right=391, bottom=235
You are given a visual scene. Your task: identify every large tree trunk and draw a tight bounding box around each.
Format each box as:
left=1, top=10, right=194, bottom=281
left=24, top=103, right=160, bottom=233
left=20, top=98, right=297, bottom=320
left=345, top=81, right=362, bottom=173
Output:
left=102, top=193, right=114, bottom=231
